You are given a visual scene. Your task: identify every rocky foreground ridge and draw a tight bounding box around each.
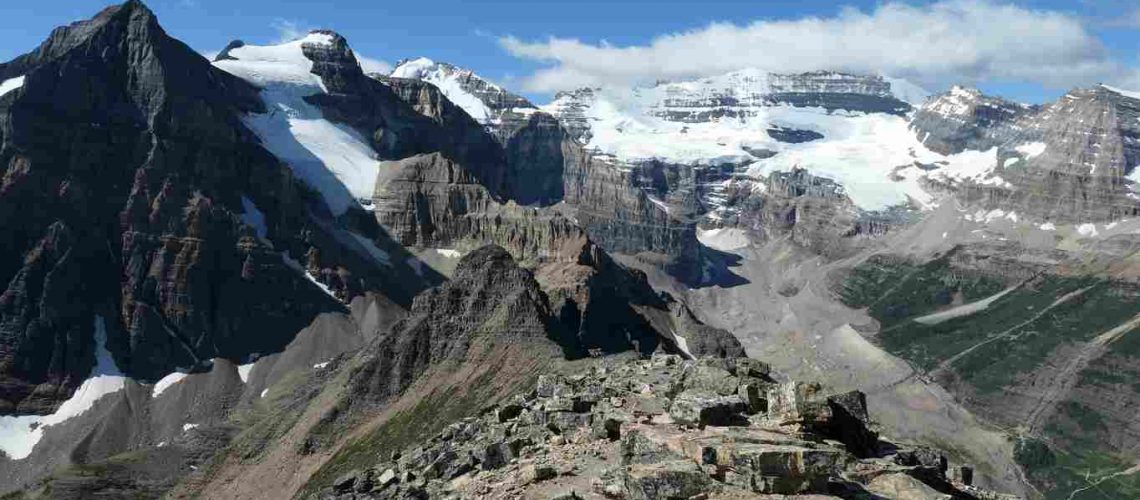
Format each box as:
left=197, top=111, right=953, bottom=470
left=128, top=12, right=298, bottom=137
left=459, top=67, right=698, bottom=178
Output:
left=317, top=354, right=1016, bottom=500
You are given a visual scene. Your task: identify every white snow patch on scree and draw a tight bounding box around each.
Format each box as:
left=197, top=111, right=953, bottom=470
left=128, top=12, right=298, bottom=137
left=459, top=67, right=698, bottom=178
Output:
left=213, top=34, right=380, bottom=216
left=1077, top=223, right=1099, bottom=237
left=152, top=372, right=188, bottom=398
left=1015, top=142, right=1047, bottom=159
left=697, top=228, right=751, bottom=251
left=237, top=363, right=255, bottom=383
left=0, top=316, right=127, bottom=460
left=0, top=75, right=25, bottom=98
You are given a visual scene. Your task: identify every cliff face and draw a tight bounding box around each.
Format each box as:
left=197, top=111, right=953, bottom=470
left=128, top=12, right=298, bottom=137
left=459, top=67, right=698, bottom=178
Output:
left=375, top=64, right=702, bottom=280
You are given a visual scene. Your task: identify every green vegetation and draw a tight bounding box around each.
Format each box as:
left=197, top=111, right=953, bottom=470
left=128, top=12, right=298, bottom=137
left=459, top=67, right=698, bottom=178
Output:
left=1016, top=435, right=1140, bottom=500
left=841, top=254, right=1140, bottom=499
left=840, top=256, right=1140, bottom=395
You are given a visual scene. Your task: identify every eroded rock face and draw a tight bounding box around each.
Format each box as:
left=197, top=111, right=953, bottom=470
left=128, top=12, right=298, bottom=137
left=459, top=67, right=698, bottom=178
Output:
left=915, top=85, right=1140, bottom=222
left=374, top=69, right=702, bottom=279
left=314, top=354, right=1013, bottom=499
left=0, top=1, right=427, bottom=413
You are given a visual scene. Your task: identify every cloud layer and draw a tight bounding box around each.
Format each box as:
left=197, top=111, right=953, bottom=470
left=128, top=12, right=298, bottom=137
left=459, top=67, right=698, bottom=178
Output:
left=500, top=0, right=1132, bottom=93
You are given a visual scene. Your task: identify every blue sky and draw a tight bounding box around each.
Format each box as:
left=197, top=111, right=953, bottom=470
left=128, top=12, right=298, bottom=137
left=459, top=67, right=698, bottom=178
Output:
left=0, top=0, right=1137, bottom=104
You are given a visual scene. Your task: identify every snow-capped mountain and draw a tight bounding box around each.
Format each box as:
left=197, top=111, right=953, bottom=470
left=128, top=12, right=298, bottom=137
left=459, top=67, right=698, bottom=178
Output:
left=542, top=70, right=1140, bottom=227
left=389, top=57, right=535, bottom=127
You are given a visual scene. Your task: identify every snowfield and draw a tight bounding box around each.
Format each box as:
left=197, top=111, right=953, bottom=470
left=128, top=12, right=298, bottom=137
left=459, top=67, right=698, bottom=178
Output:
left=151, top=371, right=188, bottom=398
left=0, top=75, right=25, bottom=98
left=546, top=75, right=1018, bottom=212
left=214, top=33, right=380, bottom=216
left=0, top=316, right=127, bottom=460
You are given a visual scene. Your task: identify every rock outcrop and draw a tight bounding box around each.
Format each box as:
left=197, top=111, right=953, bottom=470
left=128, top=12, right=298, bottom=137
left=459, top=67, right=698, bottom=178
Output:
left=314, top=354, right=1016, bottom=499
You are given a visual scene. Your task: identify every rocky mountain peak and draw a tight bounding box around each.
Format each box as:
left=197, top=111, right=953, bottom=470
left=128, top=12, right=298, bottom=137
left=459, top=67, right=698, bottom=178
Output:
left=910, top=85, right=1032, bottom=155
left=389, top=57, right=535, bottom=126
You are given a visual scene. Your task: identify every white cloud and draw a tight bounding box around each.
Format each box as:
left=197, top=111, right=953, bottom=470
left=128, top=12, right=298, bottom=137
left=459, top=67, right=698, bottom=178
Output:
left=358, top=56, right=392, bottom=75
left=271, top=18, right=308, bottom=44
left=500, top=0, right=1130, bottom=93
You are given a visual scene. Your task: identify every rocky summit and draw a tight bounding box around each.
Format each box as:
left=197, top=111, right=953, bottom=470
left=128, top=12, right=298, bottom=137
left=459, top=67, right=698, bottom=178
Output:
left=316, top=354, right=1013, bottom=500
left=2, top=1, right=1139, bottom=499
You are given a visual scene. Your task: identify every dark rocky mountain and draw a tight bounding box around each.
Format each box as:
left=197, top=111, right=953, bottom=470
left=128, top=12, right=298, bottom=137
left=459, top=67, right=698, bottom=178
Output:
left=0, top=0, right=433, bottom=417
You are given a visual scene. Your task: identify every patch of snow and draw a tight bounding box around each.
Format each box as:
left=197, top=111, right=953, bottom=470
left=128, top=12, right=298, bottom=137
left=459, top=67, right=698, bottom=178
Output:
left=645, top=195, right=671, bottom=214
left=435, top=249, right=462, bottom=258
left=260, top=389, right=269, bottom=398
left=696, top=228, right=750, bottom=251
left=1077, top=223, right=1099, bottom=237
left=0, top=75, right=25, bottom=98
left=1039, top=222, right=1056, bottom=231
left=182, top=423, right=199, bottom=432
left=237, top=363, right=255, bottom=384
left=671, top=332, right=694, bottom=360
left=152, top=372, right=188, bottom=398
left=0, top=316, right=127, bottom=460
left=214, top=36, right=378, bottom=216
left=313, top=362, right=330, bottom=369
left=280, top=251, right=339, bottom=300
left=1015, top=142, right=1047, bottom=159
left=157, top=441, right=167, bottom=448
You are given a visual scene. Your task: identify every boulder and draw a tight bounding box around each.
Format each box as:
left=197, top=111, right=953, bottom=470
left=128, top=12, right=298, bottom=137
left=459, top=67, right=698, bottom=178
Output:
left=683, top=364, right=740, bottom=396
left=723, top=444, right=846, bottom=494
left=623, top=460, right=717, bottom=500
left=520, top=464, right=558, bottom=484
left=620, top=430, right=677, bottom=466
left=669, top=391, right=748, bottom=426
left=867, top=473, right=953, bottom=500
